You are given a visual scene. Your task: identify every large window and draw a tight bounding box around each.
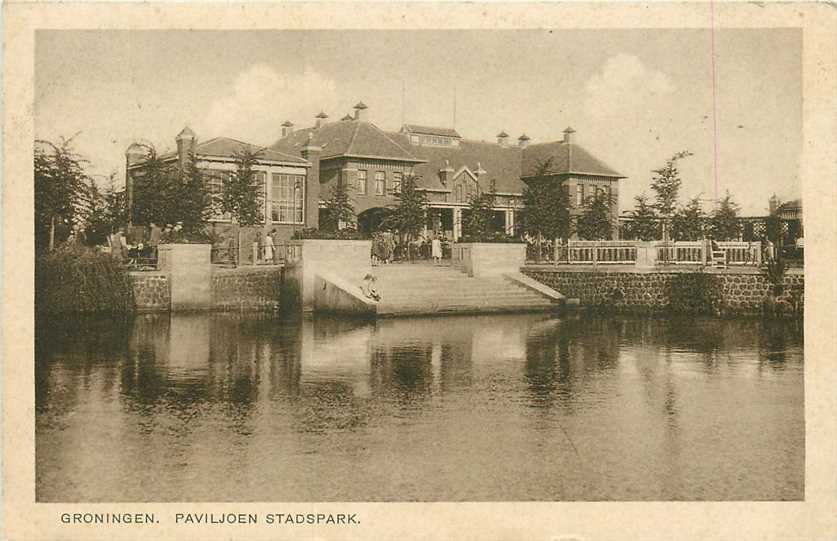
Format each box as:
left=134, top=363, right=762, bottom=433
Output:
left=392, top=172, right=403, bottom=194
left=375, top=171, right=386, bottom=195
left=576, top=184, right=584, bottom=207
left=357, top=170, right=367, bottom=195
left=203, top=169, right=232, bottom=221
left=270, top=173, right=304, bottom=224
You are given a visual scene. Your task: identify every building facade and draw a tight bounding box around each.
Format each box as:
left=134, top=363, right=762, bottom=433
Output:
left=127, top=101, right=626, bottom=241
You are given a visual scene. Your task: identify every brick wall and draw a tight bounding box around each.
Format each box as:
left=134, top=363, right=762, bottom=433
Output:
left=211, top=266, right=282, bottom=312
left=523, top=267, right=804, bottom=316
left=129, top=272, right=171, bottom=312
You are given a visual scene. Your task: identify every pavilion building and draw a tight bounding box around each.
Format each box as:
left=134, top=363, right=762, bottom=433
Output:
left=127, top=101, right=626, bottom=242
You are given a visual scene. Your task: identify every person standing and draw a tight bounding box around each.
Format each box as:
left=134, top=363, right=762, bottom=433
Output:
left=261, top=229, right=273, bottom=264
left=431, top=233, right=442, bottom=265
left=148, top=222, right=161, bottom=262
left=270, top=229, right=280, bottom=264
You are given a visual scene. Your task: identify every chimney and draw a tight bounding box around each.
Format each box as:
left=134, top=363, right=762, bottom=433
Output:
left=353, top=101, right=368, bottom=121
left=518, top=133, right=530, bottom=149
left=496, top=131, right=509, bottom=146
left=300, top=133, right=322, bottom=230
left=439, top=159, right=454, bottom=186
left=769, top=194, right=780, bottom=215
left=175, top=126, right=196, bottom=170
left=124, top=143, right=147, bottom=227
left=563, top=126, right=576, bottom=144
left=281, top=120, right=294, bottom=138
left=315, top=111, right=328, bottom=129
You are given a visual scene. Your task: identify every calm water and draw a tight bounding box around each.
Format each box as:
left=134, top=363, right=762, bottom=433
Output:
left=35, top=312, right=804, bottom=501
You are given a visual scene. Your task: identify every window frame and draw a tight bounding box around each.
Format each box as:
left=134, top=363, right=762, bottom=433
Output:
left=357, top=169, right=367, bottom=195
left=374, top=171, right=386, bottom=196
left=270, top=172, right=305, bottom=225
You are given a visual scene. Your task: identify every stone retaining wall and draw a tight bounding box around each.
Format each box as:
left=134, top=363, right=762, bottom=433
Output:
left=523, top=267, right=804, bottom=316
left=211, top=266, right=282, bottom=312
left=130, top=272, right=171, bottom=312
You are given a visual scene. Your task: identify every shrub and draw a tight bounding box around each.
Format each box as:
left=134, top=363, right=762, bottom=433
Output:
left=667, top=272, right=722, bottom=315
left=35, top=245, right=135, bottom=314
left=291, top=228, right=369, bottom=240
left=458, top=232, right=521, bottom=243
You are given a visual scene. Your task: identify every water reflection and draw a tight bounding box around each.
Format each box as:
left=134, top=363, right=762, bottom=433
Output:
left=36, top=312, right=803, bottom=502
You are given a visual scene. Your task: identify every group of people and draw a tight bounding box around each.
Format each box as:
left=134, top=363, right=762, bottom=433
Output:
left=371, top=231, right=448, bottom=265
left=258, top=228, right=283, bottom=264
left=105, top=221, right=180, bottom=267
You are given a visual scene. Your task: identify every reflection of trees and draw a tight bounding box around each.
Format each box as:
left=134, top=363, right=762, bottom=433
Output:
left=369, top=344, right=434, bottom=406
left=36, top=314, right=132, bottom=414
left=523, top=317, right=619, bottom=411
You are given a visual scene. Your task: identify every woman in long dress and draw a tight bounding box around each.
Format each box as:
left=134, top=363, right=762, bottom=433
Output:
left=431, top=234, right=442, bottom=264
left=264, top=230, right=274, bottom=263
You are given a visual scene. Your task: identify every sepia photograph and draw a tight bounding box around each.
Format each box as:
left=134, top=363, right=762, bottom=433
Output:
left=4, top=2, right=836, bottom=540
left=33, top=27, right=805, bottom=502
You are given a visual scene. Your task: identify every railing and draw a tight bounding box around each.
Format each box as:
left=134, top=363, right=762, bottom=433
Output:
left=211, top=241, right=302, bottom=266
left=567, top=240, right=637, bottom=265
left=525, top=239, right=764, bottom=267
left=655, top=241, right=704, bottom=265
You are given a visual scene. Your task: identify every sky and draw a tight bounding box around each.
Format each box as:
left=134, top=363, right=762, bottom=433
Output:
left=35, top=29, right=801, bottom=215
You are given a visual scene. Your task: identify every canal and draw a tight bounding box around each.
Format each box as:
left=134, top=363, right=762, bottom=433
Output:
left=35, top=312, right=803, bottom=501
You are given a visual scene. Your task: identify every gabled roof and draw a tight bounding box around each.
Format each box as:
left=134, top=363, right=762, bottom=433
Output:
left=157, top=137, right=309, bottom=165
left=401, top=124, right=462, bottom=139
left=521, top=140, right=624, bottom=179
left=387, top=132, right=526, bottom=194
left=271, top=120, right=424, bottom=163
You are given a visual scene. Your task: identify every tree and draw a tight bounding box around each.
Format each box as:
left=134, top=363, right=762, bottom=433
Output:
left=650, top=150, right=692, bottom=217
left=624, top=194, right=659, bottom=241
left=576, top=190, right=613, bottom=240
left=221, top=148, right=264, bottom=227
left=34, top=137, right=90, bottom=252
left=217, top=147, right=265, bottom=265
left=176, top=151, right=213, bottom=235
left=320, top=180, right=356, bottom=232
left=709, top=191, right=741, bottom=241
left=130, top=146, right=175, bottom=226
left=671, top=196, right=706, bottom=241
left=131, top=145, right=212, bottom=236
left=522, top=159, right=572, bottom=259
left=386, top=174, right=428, bottom=248
left=462, top=183, right=498, bottom=240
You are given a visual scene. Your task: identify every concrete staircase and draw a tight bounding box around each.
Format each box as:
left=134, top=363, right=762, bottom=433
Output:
left=371, top=264, right=560, bottom=316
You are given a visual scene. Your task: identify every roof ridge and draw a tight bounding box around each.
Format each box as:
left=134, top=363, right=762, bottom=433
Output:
left=366, top=122, right=419, bottom=160
left=345, top=121, right=361, bottom=155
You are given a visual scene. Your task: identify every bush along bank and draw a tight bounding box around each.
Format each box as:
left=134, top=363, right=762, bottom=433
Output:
left=35, top=245, right=135, bottom=314
left=522, top=268, right=803, bottom=318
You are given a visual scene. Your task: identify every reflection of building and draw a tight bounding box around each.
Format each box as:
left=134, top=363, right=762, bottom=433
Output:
left=272, top=103, right=625, bottom=239
left=126, top=101, right=625, bottom=241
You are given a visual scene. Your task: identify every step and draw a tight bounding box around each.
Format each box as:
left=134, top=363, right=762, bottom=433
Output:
left=376, top=299, right=556, bottom=310
left=377, top=303, right=557, bottom=315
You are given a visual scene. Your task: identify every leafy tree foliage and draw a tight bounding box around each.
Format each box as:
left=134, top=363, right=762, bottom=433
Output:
left=34, top=137, right=90, bottom=252
left=624, top=193, right=659, bottom=241
left=576, top=191, right=613, bottom=240
left=79, top=176, right=121, bottom=246
left=709, top=191, right=741, bottom=241
left=131, top=146, right=212, bottom=235
left=221, top=148, right=264, bottom=227
left=462, top=183, right=498, bottom=240
left=671, top=196, right=706, bottom=241
left=522, top=159, right=572, bottom=241
left=385, top=174, right=428, bottom=246
left=320, top=179, right=357, bottom=231
left=650, top=150, right=692, bottom=217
